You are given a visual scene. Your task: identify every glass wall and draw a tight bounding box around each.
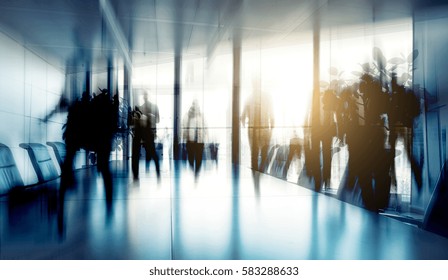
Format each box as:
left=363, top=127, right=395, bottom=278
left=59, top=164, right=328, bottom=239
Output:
left=181, top=55, right=232, bottom=164
left=414, top=8, right=448, bottom=214
left=131, top=53, right=233, bottom=169
left=131, top=61, right=174, bottom=172
left=240, top=42, right=314, bottom=176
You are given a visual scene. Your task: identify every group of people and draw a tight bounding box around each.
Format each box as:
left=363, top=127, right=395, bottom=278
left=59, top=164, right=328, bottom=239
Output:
left=57, top=87, right=210, bottom=194
left=130, top=92, right=208, bottom=179
left=56, top=70, right=421, bottom=212
left=61, top=88, right=119, bottom=200
left=329, top=73, right=421, bottom=211
left=295, top=73, right=421, bottom=211
left=239, top=73, right=422, bottom=212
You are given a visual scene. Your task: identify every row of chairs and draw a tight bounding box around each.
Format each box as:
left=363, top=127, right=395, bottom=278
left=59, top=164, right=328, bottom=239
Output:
left=0, top=142, right=66, bottom=195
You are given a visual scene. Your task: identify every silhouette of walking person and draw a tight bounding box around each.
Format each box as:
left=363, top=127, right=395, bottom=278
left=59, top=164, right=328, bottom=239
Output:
left=241, top=78, right=275, bottom=172
left=131, top=91, right=160, bottom=180
left=183, top=100, right=207, bottom=176
left=283, top=130, right=302, bottom=179
left=321, top=89, right=339, bottom=189
left=357, top=74, right=391, bottom=211
left=388, top=73, right=422, bottom=190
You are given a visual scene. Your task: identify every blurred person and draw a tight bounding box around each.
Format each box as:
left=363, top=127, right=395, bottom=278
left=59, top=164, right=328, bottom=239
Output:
left=241, top=79, right=275, bottom=172
left=306, top=88, right=341, bottom=191
left=320, top=89, right=339, bottom=189
left=183, top=100, right=207, bottom=175
left=338, top=85, right=364, bottom=191
left=42, top=94, right=70, bottom=122
left=131, top=91, right=160, bottom=179
left=283, top=130, right=303, bottom=179
left=388, top=74, right=422, bottom=190
left=357, top=74, right=391, bottom=211
left=61, top=88, right=119, bottom=201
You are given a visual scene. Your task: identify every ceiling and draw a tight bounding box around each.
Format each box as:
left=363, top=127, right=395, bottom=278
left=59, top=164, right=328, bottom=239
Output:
left=0, top=0, right=442, bottom=74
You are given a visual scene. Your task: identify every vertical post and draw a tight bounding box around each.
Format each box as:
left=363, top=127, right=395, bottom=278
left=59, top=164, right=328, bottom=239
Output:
left=311, top=15, right=321, bottom=191
left=85, top=70, right=92, bottom=95
left=68, top=73, right=76, bottom=102
left=232, top=30, right=242, bottom=166
left=85, top=69, right=92, bottom=166
left=123, top=66, right=131, bottom=162
left=172, top=0, right=184, bottom=162
left=312, top=18, right=320, bottom=129
left=107, top=60, right=114, bottom=96
left=173, top=54, right=182, bottom=160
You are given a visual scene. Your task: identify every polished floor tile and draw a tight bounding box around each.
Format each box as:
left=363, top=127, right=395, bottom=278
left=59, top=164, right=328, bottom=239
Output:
left=1, top=160, right=448, bottom=260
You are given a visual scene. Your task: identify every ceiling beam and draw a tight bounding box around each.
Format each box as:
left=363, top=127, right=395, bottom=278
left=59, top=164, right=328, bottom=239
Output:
left=206, top=0, right=244, bottom=61
left=99, top=0, right=133, bottom=71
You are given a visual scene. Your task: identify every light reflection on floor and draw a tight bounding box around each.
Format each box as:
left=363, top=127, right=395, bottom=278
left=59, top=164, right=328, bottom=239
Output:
left=1, top=159, right=447, bottom=260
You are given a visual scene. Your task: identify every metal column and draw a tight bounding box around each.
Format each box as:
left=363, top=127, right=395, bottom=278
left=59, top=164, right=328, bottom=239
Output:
left=232, top=31, right=242, bottom=165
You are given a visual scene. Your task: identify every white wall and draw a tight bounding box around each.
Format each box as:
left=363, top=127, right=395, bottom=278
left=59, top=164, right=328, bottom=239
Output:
left=0, top=31, right=65, bottom=185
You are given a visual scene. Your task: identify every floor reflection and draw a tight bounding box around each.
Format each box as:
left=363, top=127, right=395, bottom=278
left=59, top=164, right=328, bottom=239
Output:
left=1, top=159, right=448, bottom=259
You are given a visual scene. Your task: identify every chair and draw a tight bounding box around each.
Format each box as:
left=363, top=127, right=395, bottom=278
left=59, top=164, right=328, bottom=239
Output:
left=0, top=143, right=24, bottom=194
left=46, top=141, right=66, bottom=168
left=19, top=143, right=59, bottom=183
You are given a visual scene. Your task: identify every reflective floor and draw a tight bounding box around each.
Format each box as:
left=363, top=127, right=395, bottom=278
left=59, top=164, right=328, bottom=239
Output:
left=1, top=160, right=448, bottom=260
